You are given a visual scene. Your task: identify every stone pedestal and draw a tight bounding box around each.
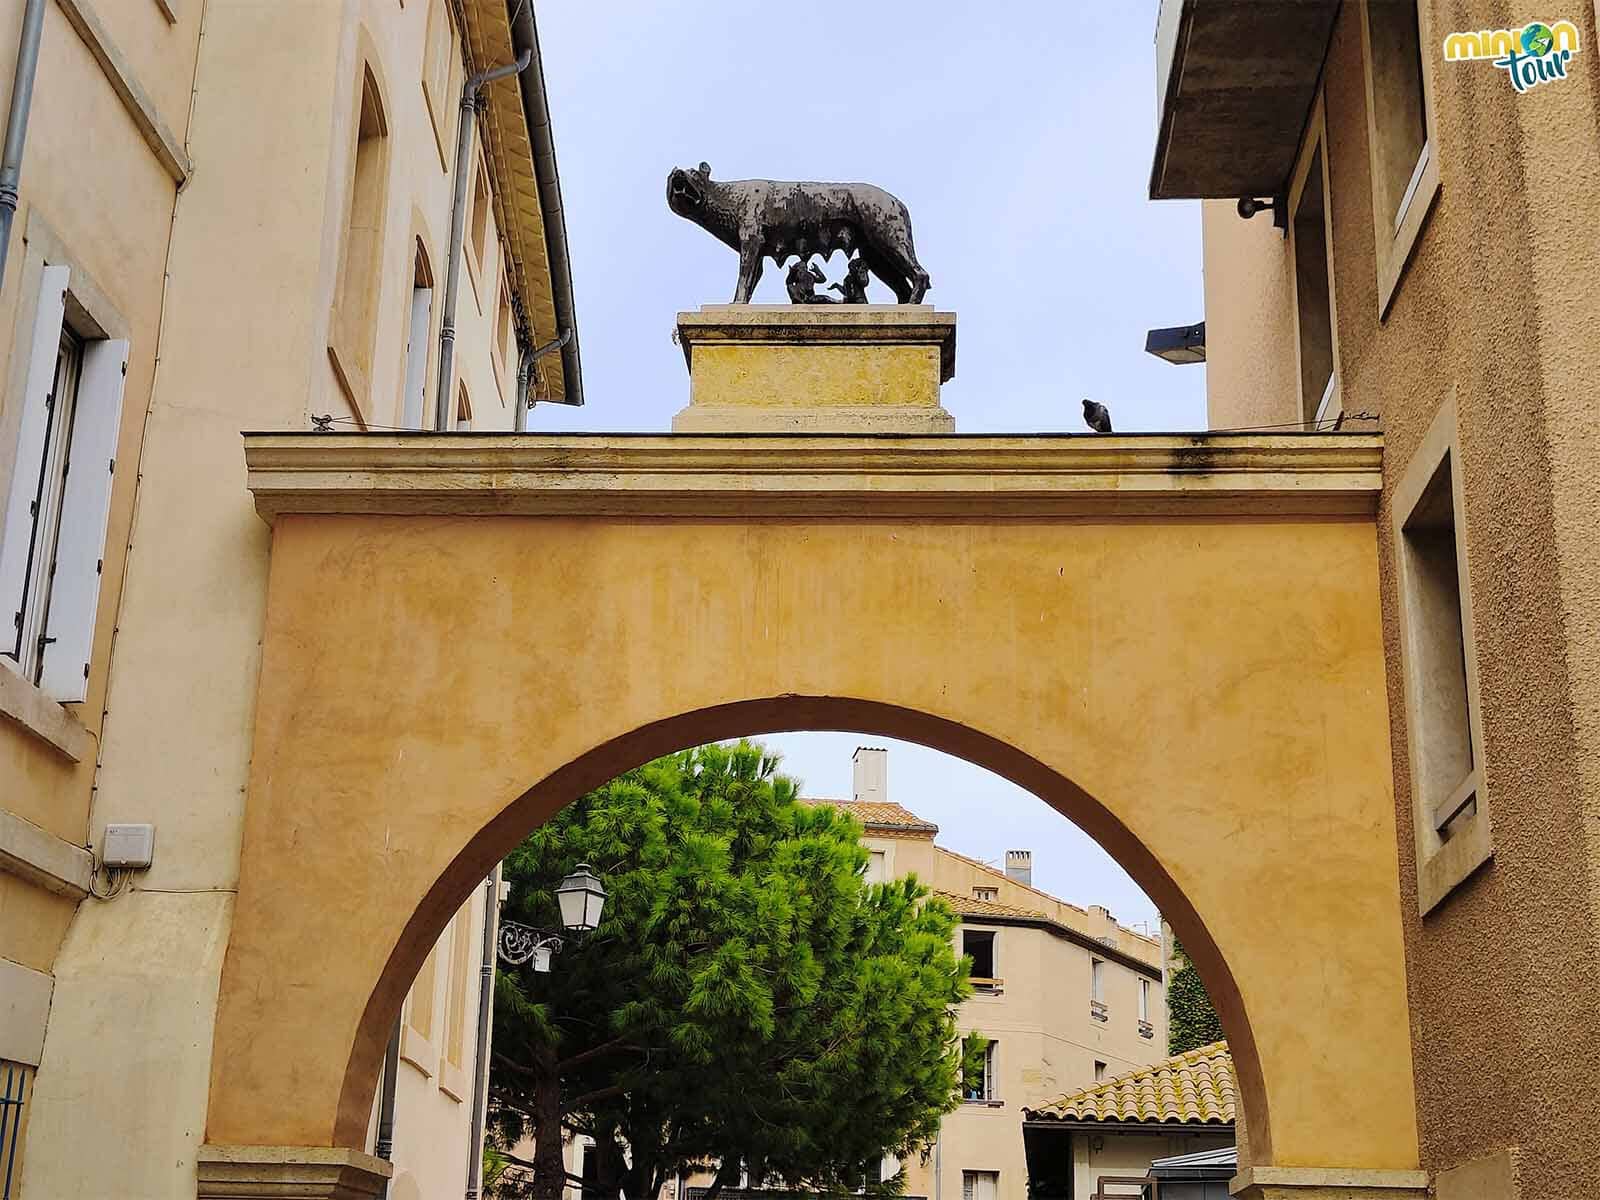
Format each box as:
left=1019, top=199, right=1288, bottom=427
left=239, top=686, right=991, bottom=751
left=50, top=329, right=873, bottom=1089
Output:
left=196, top=1145, right=391, bottom=1199
left=671, top=305, right=956, bottom=433
left=1229, top=1166, right=1430, bottom=1200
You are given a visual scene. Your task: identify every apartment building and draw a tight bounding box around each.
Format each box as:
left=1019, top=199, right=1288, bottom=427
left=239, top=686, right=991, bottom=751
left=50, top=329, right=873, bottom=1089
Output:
left=817, top=748, right=1168, bottom=1200
left=1148, top=2, right=1600, bottom=1192
left=0, top=1, right=577, bottom=1196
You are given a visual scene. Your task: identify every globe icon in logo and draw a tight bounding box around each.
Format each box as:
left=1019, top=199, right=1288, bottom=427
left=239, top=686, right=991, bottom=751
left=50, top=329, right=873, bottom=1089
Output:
left=1522, top=22, right=1554, bottom=55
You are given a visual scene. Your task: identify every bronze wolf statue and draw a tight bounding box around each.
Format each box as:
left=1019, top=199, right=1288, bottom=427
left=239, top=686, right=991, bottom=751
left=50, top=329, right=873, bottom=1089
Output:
left=667, top=162, right=931, bottom=304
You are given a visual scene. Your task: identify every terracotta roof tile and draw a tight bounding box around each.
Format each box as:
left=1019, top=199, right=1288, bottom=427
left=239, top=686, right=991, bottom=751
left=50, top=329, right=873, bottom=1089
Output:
left=934, top=889, right=1047, bottom=920
left=1023, top=1042, right=1235, bottom=1126
left=804, top=798, right=939, bottom=835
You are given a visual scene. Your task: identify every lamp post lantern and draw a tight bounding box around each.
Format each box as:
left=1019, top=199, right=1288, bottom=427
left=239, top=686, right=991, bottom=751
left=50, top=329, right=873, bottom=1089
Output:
left=497, top=864, right=606, bottom=971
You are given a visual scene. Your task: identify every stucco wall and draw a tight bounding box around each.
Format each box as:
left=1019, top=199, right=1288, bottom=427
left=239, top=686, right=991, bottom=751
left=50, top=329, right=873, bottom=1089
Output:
left=206, top=500, right=1418, bottom=1175
left=2, top=1, right=547, bottom=1196
left=1196, top=2, right=1600, bottom=1187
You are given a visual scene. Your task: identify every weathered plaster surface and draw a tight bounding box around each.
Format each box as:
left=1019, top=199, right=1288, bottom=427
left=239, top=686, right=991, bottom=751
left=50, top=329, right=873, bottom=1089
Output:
left=1205, top=2, right=1600, bottom=1186
left=206, top=458, right=1418, bottom=1175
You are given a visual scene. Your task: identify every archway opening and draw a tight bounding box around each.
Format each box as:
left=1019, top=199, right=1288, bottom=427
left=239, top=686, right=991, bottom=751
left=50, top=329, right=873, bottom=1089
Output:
left=343, top=697, right=1266, bottom=1186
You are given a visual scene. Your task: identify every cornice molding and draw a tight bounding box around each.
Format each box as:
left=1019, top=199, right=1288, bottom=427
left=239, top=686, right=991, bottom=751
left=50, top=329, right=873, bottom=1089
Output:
left=244, top=433, right=1383, bottom=523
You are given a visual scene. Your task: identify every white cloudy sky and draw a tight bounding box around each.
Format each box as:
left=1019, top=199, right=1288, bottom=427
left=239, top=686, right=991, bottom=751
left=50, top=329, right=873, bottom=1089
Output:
left=531, top=2, right=1205, bottom=932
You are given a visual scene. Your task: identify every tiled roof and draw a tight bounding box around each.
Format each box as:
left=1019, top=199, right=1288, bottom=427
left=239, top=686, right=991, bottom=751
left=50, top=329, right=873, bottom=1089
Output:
left=934, top=889, right=1046, bottom=920
left=1023, top=1042, right=1235, bottom=1126
left=804, top=799, right=939, bottom=835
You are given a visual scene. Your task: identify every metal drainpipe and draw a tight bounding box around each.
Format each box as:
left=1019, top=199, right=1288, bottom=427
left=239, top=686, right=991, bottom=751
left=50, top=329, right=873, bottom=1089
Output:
left=464, top=870, right=500, bottom=1200
left=375, top=1019, right=401, bottom=1192
left=515, top=328, right=572, bottom=430
left=433, top=49, right=531, bottom=431
left=0, top=0, right=48, bottom=290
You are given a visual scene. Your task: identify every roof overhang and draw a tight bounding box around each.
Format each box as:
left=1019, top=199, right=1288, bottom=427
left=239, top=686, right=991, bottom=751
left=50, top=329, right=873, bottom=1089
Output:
left=1023, top=1118, right=1236, bottom=1135
left=1150, top=0, right=1341, bottom=200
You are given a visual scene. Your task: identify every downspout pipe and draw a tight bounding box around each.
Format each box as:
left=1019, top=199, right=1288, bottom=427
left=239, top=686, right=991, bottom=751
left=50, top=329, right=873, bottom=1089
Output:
left=464, top=870, right=500, bottom=1200
left=434, top=48, right=531, bottom=431
left=507, top=0, right=583, bottom=406
left=0, top=0, right=48, bottom=291
left=375, top=1020, right=401, bottom=1192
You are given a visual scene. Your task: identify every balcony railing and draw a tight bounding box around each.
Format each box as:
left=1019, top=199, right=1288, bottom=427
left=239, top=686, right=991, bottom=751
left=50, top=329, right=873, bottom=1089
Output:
left=1090, top=999, right=1109, bottom=1023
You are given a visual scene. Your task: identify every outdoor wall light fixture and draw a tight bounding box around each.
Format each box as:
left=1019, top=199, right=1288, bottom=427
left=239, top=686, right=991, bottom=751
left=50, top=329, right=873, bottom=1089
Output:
left=1236, top=194, right=1287, bottom=231
left=497, top=864, right=607, bottom=972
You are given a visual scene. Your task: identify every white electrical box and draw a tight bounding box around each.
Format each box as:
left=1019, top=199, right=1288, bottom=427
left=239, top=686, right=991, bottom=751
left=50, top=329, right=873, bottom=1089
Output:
left=102, top=823, right=155, bottom=870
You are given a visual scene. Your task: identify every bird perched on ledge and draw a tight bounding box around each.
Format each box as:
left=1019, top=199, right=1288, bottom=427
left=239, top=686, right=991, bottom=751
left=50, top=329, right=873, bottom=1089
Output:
left=1082, top=399, right=1113, bottom=433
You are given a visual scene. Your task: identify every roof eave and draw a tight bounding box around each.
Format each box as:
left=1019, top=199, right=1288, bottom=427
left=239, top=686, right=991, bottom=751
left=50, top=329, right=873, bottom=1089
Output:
left=1149, top=0, right=1341, bottom=201
left=508, top=0, right=583, bottom=406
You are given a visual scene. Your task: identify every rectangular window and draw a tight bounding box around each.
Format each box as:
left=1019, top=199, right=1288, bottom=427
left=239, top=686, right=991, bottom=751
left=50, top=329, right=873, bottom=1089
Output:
left=497, top=281, right=515, bottom=375
left=0, top=265, right=127, bottom=703
left=972, top=886, right=997, bottom=902
left=1138, top=978, right=1150, bottom=1022
left=963, top=1040, right=996, bottom=1102
left=963, top=929, right=996, bottom=982
left=1393, top=394, right=1491, bottom=914
left=1361, top=0, right=1439, bottom=313
left=327, top=65, right=390, bottom=414
left=470, top=160, right=492, bottom=285
left=962, top=1171, right=998, bottom=1200
left=1291, top=140, right=1335, bottom=424
left=421, top=0, right=460, bottom=170
left=407, top=943, right=439, bottom=1041
left=402, top=244, right=433, bottom=429
left=1094, top=1060, right=1107, bottom=1082
left=445, top=907, right=473, bottom=1069
left=865, top=849, right=886, bottom=883
left=1, top=1061, right=32, bottom=1200
left=1091, top=958, right=1104, bottom=1002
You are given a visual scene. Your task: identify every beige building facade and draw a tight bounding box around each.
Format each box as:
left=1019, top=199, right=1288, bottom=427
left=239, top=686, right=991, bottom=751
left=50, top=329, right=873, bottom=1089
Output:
left=1153, top=0, right=1600, bottom=1192
left=0, top=0, right=576, bottom=1196
left=820, top=747, right=1169, bottom=1200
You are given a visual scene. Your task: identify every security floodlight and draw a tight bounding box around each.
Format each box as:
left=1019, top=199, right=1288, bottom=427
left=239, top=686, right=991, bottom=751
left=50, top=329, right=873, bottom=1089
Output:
left=1144, top=322, right=1207, bottom=365
left=556, top=864, right=607, bottom=932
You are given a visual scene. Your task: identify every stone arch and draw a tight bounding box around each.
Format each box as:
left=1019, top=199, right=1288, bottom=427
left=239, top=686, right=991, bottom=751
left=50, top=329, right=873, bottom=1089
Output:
left=342, top=696, right=1266, bottom=1152
left=206, top=436, right=1420, bottom=1186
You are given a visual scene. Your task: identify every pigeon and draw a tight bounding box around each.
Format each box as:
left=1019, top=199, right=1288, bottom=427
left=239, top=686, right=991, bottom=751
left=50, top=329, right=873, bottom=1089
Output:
left=1082, top=399, right=1113, bottom=433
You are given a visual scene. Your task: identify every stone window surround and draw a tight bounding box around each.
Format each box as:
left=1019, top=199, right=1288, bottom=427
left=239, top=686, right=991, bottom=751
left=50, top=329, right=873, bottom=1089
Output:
left=1390, top=389, right=1493, bottom=915
left=0, top=213, right=127, bottom=762
left=1357, top=0, right=1443, bottom=318
left=1286, top=93, right=1343, bottom=429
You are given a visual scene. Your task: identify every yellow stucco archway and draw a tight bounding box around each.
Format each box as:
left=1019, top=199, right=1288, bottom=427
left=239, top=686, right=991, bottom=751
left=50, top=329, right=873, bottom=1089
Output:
left=204, top=432, right=1419, bottom=1190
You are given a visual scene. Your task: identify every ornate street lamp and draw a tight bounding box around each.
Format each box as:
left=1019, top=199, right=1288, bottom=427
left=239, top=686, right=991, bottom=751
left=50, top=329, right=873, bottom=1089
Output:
left=497, top=864, right=607, bottom=972
left=555, top=863, right=606, bottom=932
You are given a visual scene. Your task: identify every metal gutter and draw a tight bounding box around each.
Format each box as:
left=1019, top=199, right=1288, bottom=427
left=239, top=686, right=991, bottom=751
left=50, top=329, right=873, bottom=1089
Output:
left=506, top=0, right=583, bottom=406
left=0, top=0, right=47, bottom=289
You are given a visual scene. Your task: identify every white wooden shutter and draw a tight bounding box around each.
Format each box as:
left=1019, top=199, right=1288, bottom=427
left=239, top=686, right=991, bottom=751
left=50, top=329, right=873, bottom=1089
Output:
left=38, top=337, right=127, bottom=701
left=0, top=265, right=69, bottom=662
left=962, top=1173, right=975, bottom=1200
left=402, top=286, right=431, bottom=429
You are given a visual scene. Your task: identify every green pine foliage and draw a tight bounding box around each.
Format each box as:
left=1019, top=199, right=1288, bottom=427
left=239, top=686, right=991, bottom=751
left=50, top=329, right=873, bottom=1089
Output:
left=489, top=740, right=973, bottom=1200
left=1166, top=936, right=1225, bottom=1055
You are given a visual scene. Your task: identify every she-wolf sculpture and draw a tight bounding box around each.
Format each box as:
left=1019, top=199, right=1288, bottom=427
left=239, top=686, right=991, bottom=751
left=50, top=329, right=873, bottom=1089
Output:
left=667, top=162, right=931, bottom=304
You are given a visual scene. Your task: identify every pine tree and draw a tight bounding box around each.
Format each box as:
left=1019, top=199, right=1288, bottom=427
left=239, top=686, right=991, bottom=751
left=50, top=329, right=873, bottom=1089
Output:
left=488, top=740, right=973, bottom=1200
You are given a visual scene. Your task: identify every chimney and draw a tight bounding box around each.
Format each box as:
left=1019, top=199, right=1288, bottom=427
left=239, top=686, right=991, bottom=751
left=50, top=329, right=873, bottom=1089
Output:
left=1005, top=849, right=1033, bottom=886
left=853, top=746, right=887, bottom=805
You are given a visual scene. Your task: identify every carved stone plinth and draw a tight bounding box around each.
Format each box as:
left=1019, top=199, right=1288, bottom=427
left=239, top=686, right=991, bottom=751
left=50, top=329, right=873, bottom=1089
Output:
left=671, top=305, right=956, bottom=433
left=1230, top=1166, right=1430, bottom=1200
left=196, top=1145, right=391, bottom=1199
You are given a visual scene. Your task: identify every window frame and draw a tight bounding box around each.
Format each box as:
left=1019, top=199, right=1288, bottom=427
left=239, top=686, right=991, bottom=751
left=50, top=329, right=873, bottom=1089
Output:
left=1359, top=0, right=1441, bottom=317
left=1285, top=95, right=1342, bottom=428
left=962, top=926, right=999, bottom=990
left=0, top=234, right=130, bottom=712
left=963, top=1039, right=997, bottom=1103
left=420, top=0, right=460, bottom=173
left=1391, top=389, right=1492, bottom=914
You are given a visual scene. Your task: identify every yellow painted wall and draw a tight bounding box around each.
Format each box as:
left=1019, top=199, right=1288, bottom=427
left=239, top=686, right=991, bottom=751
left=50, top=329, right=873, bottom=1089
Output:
left=0, top=2, right=547, bottom=1196
left=206, top=505, right=1417, bottom=1175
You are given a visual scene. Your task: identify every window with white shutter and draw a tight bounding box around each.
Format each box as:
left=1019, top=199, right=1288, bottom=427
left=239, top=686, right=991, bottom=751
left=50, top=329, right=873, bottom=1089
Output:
left=0, top=264, right=127, bottom=702
left=962, top=1171, right=997, bottom=1200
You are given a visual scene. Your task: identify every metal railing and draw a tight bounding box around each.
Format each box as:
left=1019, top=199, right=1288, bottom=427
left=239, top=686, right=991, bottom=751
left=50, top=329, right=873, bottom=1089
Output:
left=1, top=1063, right=30, bottom=1200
